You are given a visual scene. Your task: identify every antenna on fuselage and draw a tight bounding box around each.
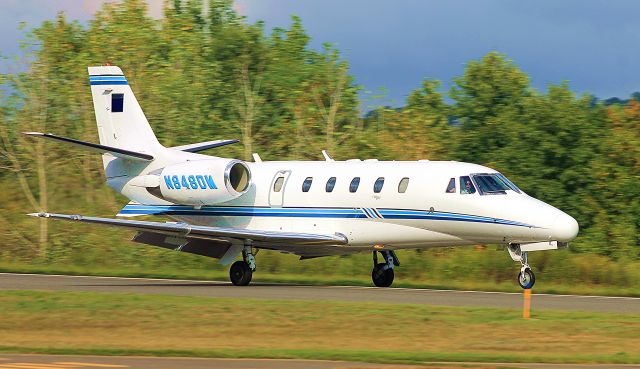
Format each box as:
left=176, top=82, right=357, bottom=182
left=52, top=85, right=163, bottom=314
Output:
left=252, top=153, right=262, bottom=162
left=322, top=150, right=334, bottom=161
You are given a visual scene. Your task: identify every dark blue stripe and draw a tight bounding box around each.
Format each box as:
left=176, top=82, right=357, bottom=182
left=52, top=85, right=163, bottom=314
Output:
left=118, top=205, right=537, bottom=228
left=119, top=209, right=367, bottom=218
left=90, top=81, right=129, bottom=85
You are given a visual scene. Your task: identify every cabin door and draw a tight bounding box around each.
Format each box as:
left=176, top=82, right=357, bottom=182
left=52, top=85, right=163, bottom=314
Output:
left=268, top=170, right=291, bottom=207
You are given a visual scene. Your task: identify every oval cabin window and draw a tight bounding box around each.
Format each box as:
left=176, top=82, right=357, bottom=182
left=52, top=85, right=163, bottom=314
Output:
left=302, top=177, right=313, bottom=192
left=349, top=177, right=360, bottom=193
left=398, top=177, right=409, bottom=193
left=446, top=178, right=456, bottom=193
left=273, top=177, right=285, bottom=192
left=373, top=177, right=385, bottom=193
left=326, top=177, right=336, bottom=192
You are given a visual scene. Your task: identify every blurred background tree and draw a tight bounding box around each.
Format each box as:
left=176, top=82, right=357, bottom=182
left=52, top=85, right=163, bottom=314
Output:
left=0, top=0, right=637, bottom=287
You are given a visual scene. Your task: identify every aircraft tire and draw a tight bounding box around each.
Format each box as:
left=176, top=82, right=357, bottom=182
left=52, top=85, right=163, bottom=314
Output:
left=372, top=263, right=394, bottom=287
left=518, top=268, right=535, bottom=289
left=230, top=260, right=253, bottom=286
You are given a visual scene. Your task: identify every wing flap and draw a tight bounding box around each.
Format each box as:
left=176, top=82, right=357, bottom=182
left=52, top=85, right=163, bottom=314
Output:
left=29, top=212, right=348, bottom=245
left=22, top=132, right=153, bottom=161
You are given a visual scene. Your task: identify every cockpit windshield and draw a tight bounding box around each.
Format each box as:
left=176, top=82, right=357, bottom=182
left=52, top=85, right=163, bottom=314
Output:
left=472, top=173, right=521, bottom=195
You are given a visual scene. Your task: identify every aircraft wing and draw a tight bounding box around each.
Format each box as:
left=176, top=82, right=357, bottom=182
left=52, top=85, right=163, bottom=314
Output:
left=28, top=212, right=347, bottom=246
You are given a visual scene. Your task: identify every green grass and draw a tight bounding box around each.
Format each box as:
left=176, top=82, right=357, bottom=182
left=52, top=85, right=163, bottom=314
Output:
left=1, top=261, right=639, bottom=297
left=0, top=347, right=632, bottom=366
left=0, top=290, right=638, bottom=364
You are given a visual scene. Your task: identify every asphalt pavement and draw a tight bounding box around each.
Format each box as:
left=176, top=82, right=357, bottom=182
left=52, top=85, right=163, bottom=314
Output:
left=0, top=272, right=639, bottom=313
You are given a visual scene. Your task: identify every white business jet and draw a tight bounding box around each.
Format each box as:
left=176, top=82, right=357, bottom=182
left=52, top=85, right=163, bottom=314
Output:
left=26, top=66, right=579, bottom=288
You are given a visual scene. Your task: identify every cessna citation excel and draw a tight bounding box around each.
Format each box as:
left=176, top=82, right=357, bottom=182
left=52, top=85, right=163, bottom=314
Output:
left=26, top=66, right=579, bottom=288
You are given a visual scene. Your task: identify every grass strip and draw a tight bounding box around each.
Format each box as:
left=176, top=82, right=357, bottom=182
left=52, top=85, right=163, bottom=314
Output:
left=0, top=290, right=638, bottom=364
left=0, top=347, right=637, bottom=365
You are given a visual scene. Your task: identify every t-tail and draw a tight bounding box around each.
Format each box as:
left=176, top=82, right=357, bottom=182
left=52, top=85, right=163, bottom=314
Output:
left=23, top=65, right=239, bottom=181
left=24, top=66, right=163, bottom=176
left=88, top=66, right=164, bottom=171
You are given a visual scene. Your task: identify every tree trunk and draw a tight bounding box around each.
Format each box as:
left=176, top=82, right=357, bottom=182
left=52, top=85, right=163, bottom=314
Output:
left=36, top=138, right=48, bottom=258
left=237, top=64, right=261, bottom=161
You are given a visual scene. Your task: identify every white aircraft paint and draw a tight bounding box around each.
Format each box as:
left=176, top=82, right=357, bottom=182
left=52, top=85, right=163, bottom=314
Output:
left=25, top=66, right=579, bottom=288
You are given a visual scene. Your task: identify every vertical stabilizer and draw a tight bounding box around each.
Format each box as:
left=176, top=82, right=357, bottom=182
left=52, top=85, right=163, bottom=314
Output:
left=88, top=66, right=162, bottom=156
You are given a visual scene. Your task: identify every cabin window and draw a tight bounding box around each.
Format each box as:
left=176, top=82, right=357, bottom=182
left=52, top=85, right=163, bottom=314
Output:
left=326, top=177, right=336, bottom=192
left=111, top=93, right=124, bottom=112
left=460, top=176, right=476, bottom=194
left=446, top=178, right=456, bottom=193
left=373, top=177, right=385, bottom=193
left=302, top=177, right=313, bottom=192
left=398, top=177, right=409, bottom=193
left=273, top=176, right=285, bottom=192
left=349, top=177, right=360, bottom=193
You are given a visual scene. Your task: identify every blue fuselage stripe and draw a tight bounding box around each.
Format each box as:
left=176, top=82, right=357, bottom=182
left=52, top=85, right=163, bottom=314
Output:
left=118, top=205, right=536, bottom=228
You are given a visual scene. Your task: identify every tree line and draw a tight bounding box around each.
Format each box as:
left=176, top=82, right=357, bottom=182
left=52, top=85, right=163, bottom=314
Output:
left=0, top=0, right=638, bottom=267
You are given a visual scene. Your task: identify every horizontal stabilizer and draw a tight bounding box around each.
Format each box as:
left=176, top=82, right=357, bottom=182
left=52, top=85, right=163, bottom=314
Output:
left=22, top=132, right=154, bottom=161
left=170, top=139, right=239, bottom=153
left=28, top=212, right=348, bottom=246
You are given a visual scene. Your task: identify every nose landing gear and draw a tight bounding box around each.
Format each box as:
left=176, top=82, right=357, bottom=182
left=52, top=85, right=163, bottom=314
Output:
left=371, top=250, right=399, bottom=287
left=508, top=244, right=536, bottom=289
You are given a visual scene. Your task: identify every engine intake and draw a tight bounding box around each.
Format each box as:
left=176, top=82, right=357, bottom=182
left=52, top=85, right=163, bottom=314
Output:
left=226, top=161, right=250, bottom=193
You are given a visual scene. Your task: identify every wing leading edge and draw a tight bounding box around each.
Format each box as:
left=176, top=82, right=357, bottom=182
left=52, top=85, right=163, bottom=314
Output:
left=28, top=212, right=348, bottom=246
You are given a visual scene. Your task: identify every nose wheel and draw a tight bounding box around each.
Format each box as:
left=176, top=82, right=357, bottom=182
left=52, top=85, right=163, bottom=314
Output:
left=518, top=268, right=535, bottom=289
left=508, top=244, right=536, bottom=289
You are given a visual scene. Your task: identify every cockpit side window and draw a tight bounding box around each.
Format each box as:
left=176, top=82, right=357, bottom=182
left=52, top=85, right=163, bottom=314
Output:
left=445, top=178, right=456, bottom=193
left=497, top=173, right=522, bottom=194
left=472, top=173, right=518, bottom=195
left=459, top=176, right=476, bottom=194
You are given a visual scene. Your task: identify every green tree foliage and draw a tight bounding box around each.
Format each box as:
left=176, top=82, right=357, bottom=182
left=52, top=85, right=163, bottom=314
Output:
left=0, top=1, right=638, bottom=282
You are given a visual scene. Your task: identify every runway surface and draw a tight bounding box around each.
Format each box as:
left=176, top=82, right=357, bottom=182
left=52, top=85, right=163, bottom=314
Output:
left=0, top=354, right=638, bottom=369
left=1, top=273, right=639, bottom=313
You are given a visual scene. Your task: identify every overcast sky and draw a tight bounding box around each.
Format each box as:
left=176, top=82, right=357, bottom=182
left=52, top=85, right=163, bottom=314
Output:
left=2, top=0, right=639, bottom=106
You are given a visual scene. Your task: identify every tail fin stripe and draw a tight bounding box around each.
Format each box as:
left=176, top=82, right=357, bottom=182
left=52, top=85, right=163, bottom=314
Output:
left=90, top=80, right=129, bottom=85
left=89, top=75, right=128, bottom=85
left=90, top=75, right=126, bottom=79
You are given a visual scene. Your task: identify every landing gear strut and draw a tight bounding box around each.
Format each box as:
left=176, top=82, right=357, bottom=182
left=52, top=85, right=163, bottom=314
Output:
left=508, top=244, right=535, bottom=289
left=371, top=250, right=399, bottom=287
left=229, top=243, right=256, bottom=286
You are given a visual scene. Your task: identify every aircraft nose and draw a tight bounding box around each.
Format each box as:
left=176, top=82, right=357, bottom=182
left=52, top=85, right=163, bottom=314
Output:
left=551, top=212, right=579, bottom=241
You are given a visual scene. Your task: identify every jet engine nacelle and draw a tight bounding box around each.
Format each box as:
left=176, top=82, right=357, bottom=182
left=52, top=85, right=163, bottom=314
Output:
left=158, top=159, right=251, bottom=205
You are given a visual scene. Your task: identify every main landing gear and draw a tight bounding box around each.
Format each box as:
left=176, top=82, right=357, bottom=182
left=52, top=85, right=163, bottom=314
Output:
left=372, top=250, right=399, bottom=287
left=508, top=244, right=536, bottom=289
left=230, top=244, right=256, bottom=286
